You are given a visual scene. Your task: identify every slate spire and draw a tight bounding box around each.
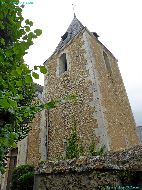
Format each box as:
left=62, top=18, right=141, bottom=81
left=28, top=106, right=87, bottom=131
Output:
left=54, top=17, right=84, bottom=53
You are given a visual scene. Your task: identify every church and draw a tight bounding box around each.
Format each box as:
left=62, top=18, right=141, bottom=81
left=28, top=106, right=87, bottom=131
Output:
left=0, top=16, right=139, bottom=190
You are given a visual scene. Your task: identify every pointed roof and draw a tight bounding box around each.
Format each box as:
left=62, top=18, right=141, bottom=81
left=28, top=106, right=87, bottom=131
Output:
left=54, top=16, right=85, bottom=53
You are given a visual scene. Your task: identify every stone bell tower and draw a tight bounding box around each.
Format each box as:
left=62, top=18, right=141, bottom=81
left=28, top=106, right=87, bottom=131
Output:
left=43, top=16, right=139, bottom=160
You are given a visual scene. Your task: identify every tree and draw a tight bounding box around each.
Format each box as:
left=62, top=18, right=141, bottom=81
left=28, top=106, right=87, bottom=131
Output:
left=0, top=1, right=76, bottom=173
left=0, top=1, right=49, bottom=173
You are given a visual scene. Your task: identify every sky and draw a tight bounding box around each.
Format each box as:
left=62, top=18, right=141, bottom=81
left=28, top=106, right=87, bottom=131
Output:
left=22, top=0, right=142, bottom=126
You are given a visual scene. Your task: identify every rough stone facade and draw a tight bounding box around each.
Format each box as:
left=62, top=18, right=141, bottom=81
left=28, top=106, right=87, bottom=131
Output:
left=34, top=170, right=120, bottom=190
left=17, top=109, right=46, bottom=168
left=137, top=126, right=142, bottom=144
left=43, top=18, right=139, bottom=160
left=44, top=32, right=99, bottom=160
left=26, top=112, right=42, bottom=166
left=33, top=145, right=142, bottom=190
left=87, top=31, right=139, bottom=150
left=0, top=16, right=140, bottom=189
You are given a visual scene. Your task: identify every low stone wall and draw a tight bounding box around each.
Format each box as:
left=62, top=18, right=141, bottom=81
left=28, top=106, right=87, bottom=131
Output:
left=34, top=146, right=142, bottom=190
left=34, top=170, right=121, bottom=190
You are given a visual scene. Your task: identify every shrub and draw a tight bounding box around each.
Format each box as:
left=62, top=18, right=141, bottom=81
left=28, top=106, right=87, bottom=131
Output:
left=11, top=164, right=34, bottom=190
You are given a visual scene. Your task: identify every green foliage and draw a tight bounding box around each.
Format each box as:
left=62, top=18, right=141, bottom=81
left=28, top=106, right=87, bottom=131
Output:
left=89, top=139, right=96, bottom=156
left=78, top=142, right=85, bottom=157
left=0, top=0, right=76, bottom=173
left=11, top=164, right=34, bottom=190
left=89, top=139, right=106, bottom=156
left=97, top=146, right=106, bottom=156
left=66, top=127, right=79, bottom=159
left=32, top=72, right=39, bottom=79
left=39, top=65, right=48, bottom=74
left=0, top=1, right=47, bottom=172
left=65, top=127, right=105, bottom=159
left=65, top=125, right=84, bottom=159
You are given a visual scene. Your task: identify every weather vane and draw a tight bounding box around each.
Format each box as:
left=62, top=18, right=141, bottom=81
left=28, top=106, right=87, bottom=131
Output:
left=72, top=3, right=76, bottom=17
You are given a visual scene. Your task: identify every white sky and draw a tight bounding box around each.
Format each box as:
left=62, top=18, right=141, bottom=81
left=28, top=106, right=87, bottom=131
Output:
left=22, top=0, right=142, bottom=126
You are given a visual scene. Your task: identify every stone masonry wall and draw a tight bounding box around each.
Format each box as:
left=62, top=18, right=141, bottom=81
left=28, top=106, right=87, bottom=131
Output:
left=17, top=137, right=28, bottom=165
left=44, top=32, right=99, bottom=160
left=14, top=112, right=42, bottom=167
left=34, top=145, right=142, bottom=190
left=34, top=170, right=120, bottom=190
left=89, top=32, right=139, bottom=150
left=26, top=112, right=41, bottom=166
left=44, top=28, right=139, bottom=160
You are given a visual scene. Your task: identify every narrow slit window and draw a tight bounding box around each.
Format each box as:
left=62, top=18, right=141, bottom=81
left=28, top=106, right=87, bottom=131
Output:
left=103, top=51, right=112, bottom=74
left=59, top=53, right=68, bottom=76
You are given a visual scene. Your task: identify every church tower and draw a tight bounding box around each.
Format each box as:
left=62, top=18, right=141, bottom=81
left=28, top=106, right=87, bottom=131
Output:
left=0, top=16, right=140, bottom=190
left=43, top=16, right=139, bottom=160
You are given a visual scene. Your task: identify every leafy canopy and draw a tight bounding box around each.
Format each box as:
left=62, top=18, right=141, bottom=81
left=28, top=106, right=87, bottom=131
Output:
left=0, top=1, right=47, bottom=173
left=0, top=1, right=76, bottom=173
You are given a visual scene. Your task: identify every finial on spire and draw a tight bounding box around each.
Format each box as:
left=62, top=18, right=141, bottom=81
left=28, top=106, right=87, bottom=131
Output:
left=72, top=3, right=76, bottom=18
